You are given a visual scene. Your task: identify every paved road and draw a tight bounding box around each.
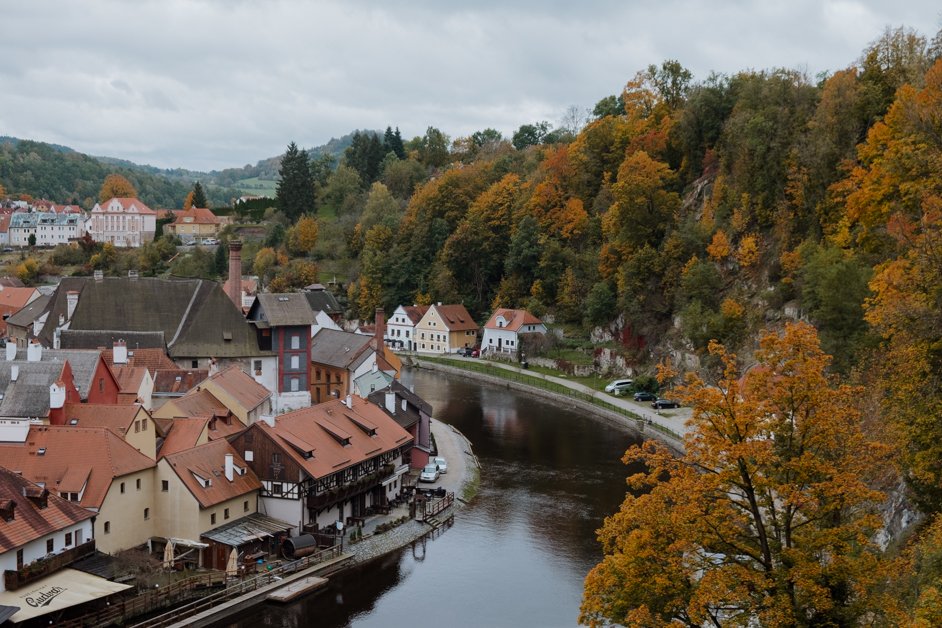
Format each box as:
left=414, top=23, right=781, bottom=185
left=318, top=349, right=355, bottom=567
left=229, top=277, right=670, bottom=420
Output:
left=413, top=353, right=693, bottom=439
left=418, top=418, right=477, bottom=495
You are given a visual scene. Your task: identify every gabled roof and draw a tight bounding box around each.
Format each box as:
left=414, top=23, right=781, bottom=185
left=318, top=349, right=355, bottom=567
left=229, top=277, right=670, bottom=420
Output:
left=394, top=305, right=429, bottom=325
left=112, top=365, right=148, bottom=394
left=5, top=293, right=49, bottom=330
left=201, top=366, right=270, bottom=414
left=26, top=349, right=106, bottom=401
left=162, top=388, right=228, bottom=419
left=0, top=286, right=38, bottom=311
left=222, top=276, right=258, bottom=297
left=483, top=308, right=545, bottom=332
left=94, top=197, right=156, bottom=215
left=39, top=277, right=268, bottom=359
left=62, top=402, right=145, bottom=436
left=153, top=369, right=207, bottom=395
left=158, top=417, right=209, bottom=458
left=367, top=380, right=431, bottom=432
left=248, top=396, right=412, bottom=480
left=171, top=207, right=219, bottom=225
left=302, top=287, right=342, bottom=316
left=0, top=426, right=156, bottom=509
left=249, top=293, right=316, bottom=327
left=310, top=329, right=373, bottom=369
left=427, top=304, right=478, bottom=331
left=163, top=440, right=260, bottom=508
left=0, top=466, right=95, bottom=553
left=354, top=369, right=393, bottom=396
left=0, top=360, right=66, bottom=419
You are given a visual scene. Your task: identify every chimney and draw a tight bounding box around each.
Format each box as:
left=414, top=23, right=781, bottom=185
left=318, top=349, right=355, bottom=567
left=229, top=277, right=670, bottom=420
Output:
left=345, top=394, right=352, bottom=409
left=385, top=391, right=396, bottom=414
left=11, top=365, right=18, bottom=381
left=113, top=339, right=128, bottom=365
left=27, top=341, right=42, bottom=362
left=5, top=341, right=16, bottom=362
left=227, top=240, right=243, bottom=309
left=66, top=290, right=79, bottom=320
left=49, top=381, right=66, bottom=424
left=224, top=453, right=234, bottom=482
left=374, top=306, right=385, bottom=348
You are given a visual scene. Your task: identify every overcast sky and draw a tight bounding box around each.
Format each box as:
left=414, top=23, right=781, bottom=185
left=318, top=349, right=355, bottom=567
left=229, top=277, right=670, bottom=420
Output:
left=1, top=1, right=939, bottom=172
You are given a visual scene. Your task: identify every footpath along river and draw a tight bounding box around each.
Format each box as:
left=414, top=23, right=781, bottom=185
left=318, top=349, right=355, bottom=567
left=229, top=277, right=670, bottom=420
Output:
left=225, top=366, right=645, bottom=628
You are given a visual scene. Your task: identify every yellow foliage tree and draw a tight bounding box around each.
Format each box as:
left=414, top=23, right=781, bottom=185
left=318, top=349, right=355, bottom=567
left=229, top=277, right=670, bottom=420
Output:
left=15, top=258, right=40, bottom=285
left=287, top=215, right=319, bottom=257
left=719, top=297, right=744, bottom=319
left=183, top=191, right=195, bottom=210
left=736, top=234, right=760, bottom=268
left=98, top=174, right=137, bottom=203
left=706, top=230, right=731, bottom=261
left=582, top=323, right=890, bottom=627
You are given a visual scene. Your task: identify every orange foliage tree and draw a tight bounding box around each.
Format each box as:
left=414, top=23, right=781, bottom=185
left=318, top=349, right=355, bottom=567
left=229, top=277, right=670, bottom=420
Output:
left=98, top=173, right=137, bottom=203
left=581, top=323, right=890, bottom=627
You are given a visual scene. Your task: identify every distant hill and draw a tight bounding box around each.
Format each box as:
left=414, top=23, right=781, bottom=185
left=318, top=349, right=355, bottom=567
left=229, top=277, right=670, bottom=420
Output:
left=0, top=131, right=366, bottom=207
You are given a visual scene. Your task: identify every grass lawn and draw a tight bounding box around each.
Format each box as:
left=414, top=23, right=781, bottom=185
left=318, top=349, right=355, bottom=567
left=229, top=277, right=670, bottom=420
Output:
left=235, top=177, right=278, bottom=196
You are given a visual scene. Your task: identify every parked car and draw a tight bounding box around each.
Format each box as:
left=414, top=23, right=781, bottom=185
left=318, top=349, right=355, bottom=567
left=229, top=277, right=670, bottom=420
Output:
left=180, top=238, right=197, bottom=247
left=419, top=463, right=440, bottom=483
left=652, top=398, right=681, bottom=409
left=201, top=238, right=219, bottom=245
left=433, top=456, right=448, bottom=474
left=471, top=349, right=480, bottom=358
left=457, top=347, right=474, bottom=357
left=633, top=391, right=657, bottom=402
left=604, top=379, right=634, bottom=395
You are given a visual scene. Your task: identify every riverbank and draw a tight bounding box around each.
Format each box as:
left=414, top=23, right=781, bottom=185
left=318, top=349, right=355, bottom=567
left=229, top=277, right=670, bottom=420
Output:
left=407, top=355, right=687, bottom=454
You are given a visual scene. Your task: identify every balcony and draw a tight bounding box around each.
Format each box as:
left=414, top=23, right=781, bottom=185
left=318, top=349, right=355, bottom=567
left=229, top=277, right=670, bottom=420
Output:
left=4, top=539, right=96, bottom=591
left=306, top=465, right=394, bottom=511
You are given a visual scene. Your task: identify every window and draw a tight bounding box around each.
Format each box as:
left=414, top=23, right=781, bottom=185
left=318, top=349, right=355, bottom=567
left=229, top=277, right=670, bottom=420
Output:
left=254, top=359, right=262, bottom=374
left=98, top=378, right=104, bottom=392
left=272, top=453, right=281, bottom=464
left=211, top=513, right=216, bottom=525
left=144, top=508, right=150, bottom=520
left=136, top=478, right=141, bottom=490
left=272, top=482, right=283, bottom=496
left=224, top=508, right=230, bottom=520
left=192, top=360, right=199, bottom=368
left=161, top=480, right=169, bottom=492
left=290, top=355, right=300, bottom=370
left=244, top=500, right=249, bottom=512
left=134, top=420, right=140, bottom=433
left=120, top=482, right=125, bottom=494
left=16, top=549, right=23, bottom=569
left=65, top=531, right=72, bottom=546
left=290, top=335, right=300, bottom=350
left=290, top=377, right=299, bottom=392
left=104, top=521, right=111, bottom=534
left=47, top=539, right=54, bottom=553
left=142, top=418, right=148, bottom=430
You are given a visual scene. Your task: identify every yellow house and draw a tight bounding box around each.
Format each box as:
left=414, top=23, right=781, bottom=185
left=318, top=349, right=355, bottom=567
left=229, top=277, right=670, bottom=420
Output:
left=155, top=439, right=261, bottom=567
left=164, top=207, right=221, bottom=239
left=0, top=426, right=157, bottom=554
left=63, top=403, right=157, bottom=460
left=414, top=304, right=479, bottom=354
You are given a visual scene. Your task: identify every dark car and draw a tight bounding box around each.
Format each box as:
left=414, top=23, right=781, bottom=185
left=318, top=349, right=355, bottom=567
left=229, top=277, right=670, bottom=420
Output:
left=457, top=347, right=475, bottom=357
left=633, top=391, right=657, bottom=402
left=652, top=398, right=681, bottom=409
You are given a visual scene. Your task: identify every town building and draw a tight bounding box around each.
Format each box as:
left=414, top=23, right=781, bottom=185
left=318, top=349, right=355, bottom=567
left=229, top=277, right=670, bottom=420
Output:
left=0, top=286, right=39, bottom=338
left=151, top=368, right=207, bottom=410
left=163, top=207, right=221, bottom=240
left=87, top=197, right=157, bottom=247
left=414, top=303, right=479, bottom=353
left=247, top=294, right=315, bottom=412
left=301, top=284, right=343, bottom=325
left=63, top=402, right=157, bottom=459
left=5, top=293, right=50, bottom=349
left=367, top=380, right=433, bottom=470
left=386, top=304, right=429, bottom=351
left=309, top=329, right=375, bottom=403
left=228, top=395, right=413, bottom=535
left=8, top=211, right=84, bottom=247
left=480, top=308, right=547, bottom=356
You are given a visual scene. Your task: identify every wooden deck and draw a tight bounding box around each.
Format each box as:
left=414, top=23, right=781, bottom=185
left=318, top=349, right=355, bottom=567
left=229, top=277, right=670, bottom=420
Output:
left=267, top=576, right=329, bottom=603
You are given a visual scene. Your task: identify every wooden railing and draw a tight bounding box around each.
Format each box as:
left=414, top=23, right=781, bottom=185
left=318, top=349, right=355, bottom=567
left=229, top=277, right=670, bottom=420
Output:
left=3, top=539, right=96, bottom=590
left=423, top=492, right=454, bottom=520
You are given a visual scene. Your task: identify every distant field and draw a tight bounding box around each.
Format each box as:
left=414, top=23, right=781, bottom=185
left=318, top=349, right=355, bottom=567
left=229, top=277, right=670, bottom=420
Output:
left=235, top=177, right=277, bottom=196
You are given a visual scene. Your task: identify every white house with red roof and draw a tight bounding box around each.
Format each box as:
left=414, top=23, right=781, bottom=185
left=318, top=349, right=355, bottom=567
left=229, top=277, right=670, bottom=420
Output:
left=480, top=308, right=547, bottom=356
left=88, top=197, right=157, bottom=247
left=385, top=304, right=429, bottom=351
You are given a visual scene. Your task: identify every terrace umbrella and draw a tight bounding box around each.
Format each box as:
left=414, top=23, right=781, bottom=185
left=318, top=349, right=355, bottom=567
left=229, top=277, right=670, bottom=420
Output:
left=162, top=541, right=174, bottom=569
left=226, top=548, right=238, bottom=578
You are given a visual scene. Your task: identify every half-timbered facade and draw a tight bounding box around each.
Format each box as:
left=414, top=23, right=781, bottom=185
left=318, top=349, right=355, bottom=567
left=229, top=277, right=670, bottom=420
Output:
left=228, top=395, right=413, bottom=535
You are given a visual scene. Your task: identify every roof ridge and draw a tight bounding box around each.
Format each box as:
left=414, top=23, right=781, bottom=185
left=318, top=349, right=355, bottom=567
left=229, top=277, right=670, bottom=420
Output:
left=168, top=279, right=203, bottom=348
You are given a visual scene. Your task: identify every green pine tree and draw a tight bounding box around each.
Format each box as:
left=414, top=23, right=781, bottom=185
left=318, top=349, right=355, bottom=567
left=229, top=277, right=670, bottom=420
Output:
left=192, top=181, right=208, bottom=208
left=276, top=142, right=316, bottom=221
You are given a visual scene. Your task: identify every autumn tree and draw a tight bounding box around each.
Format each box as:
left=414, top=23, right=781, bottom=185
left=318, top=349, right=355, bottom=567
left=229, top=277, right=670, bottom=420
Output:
left=99, top=173, right=137, bottom=202
left=286, top=215, right=319, bottom=257
left=582, top=323, right=889, bottom=627
left=276, top=142, right=316, bottom=221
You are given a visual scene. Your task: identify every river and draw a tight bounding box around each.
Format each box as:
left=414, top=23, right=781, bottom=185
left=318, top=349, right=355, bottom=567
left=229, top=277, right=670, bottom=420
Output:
left=225, top=367, right=643, bottom=628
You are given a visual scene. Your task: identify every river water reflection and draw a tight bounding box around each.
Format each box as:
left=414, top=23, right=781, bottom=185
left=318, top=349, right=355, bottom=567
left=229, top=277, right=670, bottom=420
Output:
left=225, top=367, right=643, bottom=628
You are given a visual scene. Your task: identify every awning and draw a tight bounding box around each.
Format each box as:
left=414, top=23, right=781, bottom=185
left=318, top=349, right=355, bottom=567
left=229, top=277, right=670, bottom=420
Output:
left=0, top=568, right=130, bottom=623
left=382, top=463, right=410, bottom=487
left=201, top=512, right=293, bottom=547
left=0, top=605, right=20, bottom=624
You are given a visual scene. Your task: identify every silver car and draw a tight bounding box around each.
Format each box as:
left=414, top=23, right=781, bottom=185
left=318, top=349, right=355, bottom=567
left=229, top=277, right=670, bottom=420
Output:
left=419, top=463, right=440, bottom=483
left=433, top=456, right=448, bottom=474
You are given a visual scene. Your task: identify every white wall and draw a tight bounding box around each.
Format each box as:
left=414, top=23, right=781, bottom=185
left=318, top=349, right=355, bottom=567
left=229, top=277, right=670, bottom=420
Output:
left=0, top=519, right=94, bottom=592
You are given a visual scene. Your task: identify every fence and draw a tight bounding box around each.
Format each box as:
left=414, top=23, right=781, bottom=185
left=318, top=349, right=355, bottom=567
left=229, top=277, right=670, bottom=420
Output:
left=414, top=356, right=684, bottom=442
left=57, top=545, right=343, bottom=628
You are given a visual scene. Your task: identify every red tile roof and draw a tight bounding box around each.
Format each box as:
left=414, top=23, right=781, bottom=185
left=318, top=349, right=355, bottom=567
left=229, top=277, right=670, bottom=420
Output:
left=162, top=440, right=260, bottom=508
left=112, top=366, right=148, bottom=395
left=0, top=466, right=95, bottom=553
left=158, top=418, right=209, bottom=458
left=202, top=366, right=270, bottom=414
left=153, top=369, right=207, bottom=394
left=0, top=426, right=155, bottom=509
left=431, top=304, right=478, bottom=331
left=256, top=396, right=412, bottom=480
left=63, top=402, right=146, bottom=436
left=102, top=348, right=176, bottom=375
left=483, top=308, right=544, bottom=332
left=171, top=207, right=219, bottom=225
left=97, top=197, right=156, bottom=215
left=399, top=305, right=429, bottom=325
left=165, top=388, right=229, bottom=419
left=0, top=287, right=38, bottom=311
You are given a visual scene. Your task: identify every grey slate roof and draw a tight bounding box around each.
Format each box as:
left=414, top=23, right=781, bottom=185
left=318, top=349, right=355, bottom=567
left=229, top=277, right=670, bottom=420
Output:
left=367, top=379, right=431, bottom=432
left=310, top=329, right=373, bottom=369
left=27, top=349, right=102, bottom=400
left=60, top=330, right=166, bottom=351
left=302, top=287, right=342, bottom=316
left=250, top=293, right=316, bottom=327
left=5, top=293, right=50, bottom=331
left=354, top=369, right=393, bottom=396
left=201, top=512, right=293, bottom=546
left=39, top=277, right=268, bottom=359
left=0, top=361, right=63, bottom=418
